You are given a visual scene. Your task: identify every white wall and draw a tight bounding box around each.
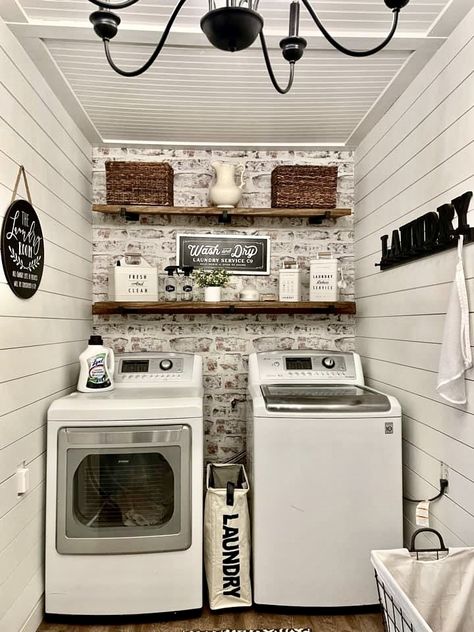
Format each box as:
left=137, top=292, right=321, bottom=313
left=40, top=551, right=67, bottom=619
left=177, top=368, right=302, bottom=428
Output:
left=0, top=17, right=92, bottom=632
left=355, top=8, right=474, bottom=546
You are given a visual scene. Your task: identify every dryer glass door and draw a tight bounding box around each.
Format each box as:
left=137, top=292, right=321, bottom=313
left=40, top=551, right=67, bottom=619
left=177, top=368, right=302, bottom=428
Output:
left=56, top=425, right=191, bottom=554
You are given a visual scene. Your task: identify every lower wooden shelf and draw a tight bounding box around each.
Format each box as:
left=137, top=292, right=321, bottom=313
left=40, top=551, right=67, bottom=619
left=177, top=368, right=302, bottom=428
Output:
left=92, top=300, right=356, bottom=315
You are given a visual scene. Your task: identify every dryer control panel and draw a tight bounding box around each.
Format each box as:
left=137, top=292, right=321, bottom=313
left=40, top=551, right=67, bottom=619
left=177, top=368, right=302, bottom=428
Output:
left=248, top=351, right=363, bottom=385
left=114, top=352, right=200, bottom=385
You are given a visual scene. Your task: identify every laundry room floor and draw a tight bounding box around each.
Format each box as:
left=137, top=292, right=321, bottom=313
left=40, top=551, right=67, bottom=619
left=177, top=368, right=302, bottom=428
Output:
left=39, top=606, right=384, bottom=631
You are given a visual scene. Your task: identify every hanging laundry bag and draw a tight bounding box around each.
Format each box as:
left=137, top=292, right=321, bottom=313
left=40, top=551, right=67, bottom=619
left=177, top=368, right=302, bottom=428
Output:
left=372, top=528, right=474, bottom=632
left=204, top=463, right=252, bottom=610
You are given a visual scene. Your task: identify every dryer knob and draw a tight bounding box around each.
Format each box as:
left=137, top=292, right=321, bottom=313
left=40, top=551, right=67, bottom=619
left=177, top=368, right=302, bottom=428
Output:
left=322, top=357, right=336, bottom=369
left=160, top=359, right=173, bottom=371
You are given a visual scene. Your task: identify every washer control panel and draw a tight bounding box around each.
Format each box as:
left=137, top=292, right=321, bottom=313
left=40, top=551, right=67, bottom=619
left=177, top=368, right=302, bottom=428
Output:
left=114, top=352, right=195, bottom=384
left=253, top=351, right=359, bottom=383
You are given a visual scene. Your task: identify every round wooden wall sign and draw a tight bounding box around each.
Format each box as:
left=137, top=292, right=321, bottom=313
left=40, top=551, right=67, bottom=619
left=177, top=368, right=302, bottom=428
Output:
left=1, top=199, right=44, bottom=299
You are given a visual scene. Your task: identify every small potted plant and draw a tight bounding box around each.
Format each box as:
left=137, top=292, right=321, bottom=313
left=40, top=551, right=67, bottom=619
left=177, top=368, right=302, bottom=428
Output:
left=194, top=268, right=230, bottom=302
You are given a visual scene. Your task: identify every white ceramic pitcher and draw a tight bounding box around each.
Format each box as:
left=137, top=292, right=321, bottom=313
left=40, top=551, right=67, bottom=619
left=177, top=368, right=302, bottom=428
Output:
left=209, top=161, right=245, bottom=208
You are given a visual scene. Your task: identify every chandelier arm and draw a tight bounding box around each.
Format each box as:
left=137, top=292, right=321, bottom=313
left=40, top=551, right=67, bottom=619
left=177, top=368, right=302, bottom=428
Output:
left=102, top=0, right=188, bottom=77
left=301, top=0, right=400, bottom=57
left=89, top=0, right=141, bottom=9
left=259, top=32, right=295, bottom=94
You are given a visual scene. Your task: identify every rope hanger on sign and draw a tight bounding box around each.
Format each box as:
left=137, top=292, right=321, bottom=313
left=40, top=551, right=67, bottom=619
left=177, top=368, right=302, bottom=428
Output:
left=10, top=165, right=33, bottom=205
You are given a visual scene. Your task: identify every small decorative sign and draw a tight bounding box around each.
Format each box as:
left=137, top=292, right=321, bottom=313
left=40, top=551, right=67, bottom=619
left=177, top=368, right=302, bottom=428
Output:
left=108, top=254, right=158, bottom=302
left=1, top=167, right=44, bottom=298
left=377, top=191, right=473, bottom=271
left=176, top=233, right=270, bottom=275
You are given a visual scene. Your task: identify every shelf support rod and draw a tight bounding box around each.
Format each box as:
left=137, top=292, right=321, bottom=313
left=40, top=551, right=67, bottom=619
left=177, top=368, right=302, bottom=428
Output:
left=120, top=207, right=140, bottom=221
left=218, top=210, right=232, bottom=224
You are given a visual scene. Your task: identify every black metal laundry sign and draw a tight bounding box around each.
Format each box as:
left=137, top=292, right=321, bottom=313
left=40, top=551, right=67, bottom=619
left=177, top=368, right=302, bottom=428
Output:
left=376, top=191, right=473, bottom=271
left=176, top=233, right=271, bottom=275
left=1, top=167, right=44, bottom=298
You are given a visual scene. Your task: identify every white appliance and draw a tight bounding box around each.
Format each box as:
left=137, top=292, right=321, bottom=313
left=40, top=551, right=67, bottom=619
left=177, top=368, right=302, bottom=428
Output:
left=45, top=352, right=203, bottom=616
left=247, top=350, right=402, bottom=608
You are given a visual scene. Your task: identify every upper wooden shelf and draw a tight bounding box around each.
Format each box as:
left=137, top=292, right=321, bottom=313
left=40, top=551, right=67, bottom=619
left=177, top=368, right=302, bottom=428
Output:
left=92, top=300, right=356, bottom=316
left=92, top=204, right=351, bottom=224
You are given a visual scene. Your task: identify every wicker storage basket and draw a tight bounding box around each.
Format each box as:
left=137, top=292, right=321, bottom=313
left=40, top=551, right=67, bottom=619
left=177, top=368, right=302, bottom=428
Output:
left=105, top=161, right=174, bottom=205
left=271, top=165, right=338, bottom=208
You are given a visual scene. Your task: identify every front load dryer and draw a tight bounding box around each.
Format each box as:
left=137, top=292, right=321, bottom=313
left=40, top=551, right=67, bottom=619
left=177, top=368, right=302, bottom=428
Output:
left=247, top=350, right=402, bottom=608
left=45, top=352, right=203, bottom=616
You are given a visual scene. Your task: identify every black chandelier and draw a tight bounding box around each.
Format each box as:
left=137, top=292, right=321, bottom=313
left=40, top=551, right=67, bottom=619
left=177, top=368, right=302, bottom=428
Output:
left=89, top=0, right=410, bottom=94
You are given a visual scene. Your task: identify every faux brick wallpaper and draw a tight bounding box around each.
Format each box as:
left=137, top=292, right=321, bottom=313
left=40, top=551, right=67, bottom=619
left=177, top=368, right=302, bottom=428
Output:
left=93, top=147, right=355, bottom=461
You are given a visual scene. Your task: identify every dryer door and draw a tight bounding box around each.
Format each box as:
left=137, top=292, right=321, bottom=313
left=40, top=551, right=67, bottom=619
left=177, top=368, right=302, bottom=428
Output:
left=56, top=425, right=191, bottom=554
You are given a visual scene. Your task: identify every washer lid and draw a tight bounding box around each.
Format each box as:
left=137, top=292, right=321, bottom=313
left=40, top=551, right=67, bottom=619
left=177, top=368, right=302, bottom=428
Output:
left=260, top=384, right=391, bottom=413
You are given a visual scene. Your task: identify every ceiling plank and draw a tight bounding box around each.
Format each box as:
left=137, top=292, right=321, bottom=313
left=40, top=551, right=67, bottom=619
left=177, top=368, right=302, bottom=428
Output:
left=428, top=0, right=474, bottom=37
left=0, top=0, right=28, bottom=22
left=16, top=36, right=102, bottom=144
left=15, top=0, right=450, bottom=36
left=7, top=20, right=443, bottom=51
left=100, top=139, right=348, bottom=150
left=345, top=36, right=444, bottom=148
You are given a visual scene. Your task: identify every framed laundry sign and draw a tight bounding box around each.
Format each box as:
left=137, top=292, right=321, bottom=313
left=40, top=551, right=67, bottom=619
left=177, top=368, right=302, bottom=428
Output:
left=1, top=166, right=44, bottom=298
left=176, top=233, right=270, bottom=275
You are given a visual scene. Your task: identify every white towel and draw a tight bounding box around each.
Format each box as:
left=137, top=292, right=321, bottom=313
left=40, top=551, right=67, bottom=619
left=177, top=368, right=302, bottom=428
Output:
left=436, top=236, right=472, bottom=404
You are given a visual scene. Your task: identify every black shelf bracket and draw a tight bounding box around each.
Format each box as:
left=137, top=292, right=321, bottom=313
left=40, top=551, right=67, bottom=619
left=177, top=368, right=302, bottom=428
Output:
left=120, top=207, right=140, bottom=222
left=309, top=211, right=331, bottom=225
left=218, top=210, right=232, bottom=224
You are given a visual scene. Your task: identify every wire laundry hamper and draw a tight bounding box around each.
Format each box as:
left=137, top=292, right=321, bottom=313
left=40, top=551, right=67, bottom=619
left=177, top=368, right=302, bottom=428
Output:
left=374, top=569, right=417, bottom=631
left=372, top=528, right=474, bottom=632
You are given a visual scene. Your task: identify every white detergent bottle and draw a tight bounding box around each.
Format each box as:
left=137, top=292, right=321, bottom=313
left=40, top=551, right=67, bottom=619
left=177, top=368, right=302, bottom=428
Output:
left=77, top=335, right=115, bottom=392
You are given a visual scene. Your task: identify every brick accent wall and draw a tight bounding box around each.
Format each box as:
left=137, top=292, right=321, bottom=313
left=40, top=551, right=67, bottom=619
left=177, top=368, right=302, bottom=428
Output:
left=93, top=148, right=354, bottom=461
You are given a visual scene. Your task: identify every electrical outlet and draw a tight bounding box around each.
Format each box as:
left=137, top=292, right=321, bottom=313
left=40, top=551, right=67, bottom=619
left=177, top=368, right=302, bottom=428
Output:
left=16, top=463, right=29, bottom=495
left=440, top=462, right=449, bottom=481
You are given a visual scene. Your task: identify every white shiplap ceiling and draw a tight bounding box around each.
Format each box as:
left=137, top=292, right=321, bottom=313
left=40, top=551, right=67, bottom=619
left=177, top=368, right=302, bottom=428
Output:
left=17, top=0, right=451, bottom=32
left=2, top=0, right=471, bottom=148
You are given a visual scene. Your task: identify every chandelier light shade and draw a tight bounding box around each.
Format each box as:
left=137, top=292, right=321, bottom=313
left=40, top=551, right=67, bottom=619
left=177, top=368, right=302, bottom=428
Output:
left=89, top=0, right=411, bottom=94
left=200, top=6, right=264, bottom=52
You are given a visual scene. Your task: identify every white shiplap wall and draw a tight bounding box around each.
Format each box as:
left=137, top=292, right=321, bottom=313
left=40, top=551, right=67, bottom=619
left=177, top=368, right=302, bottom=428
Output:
left=355, top=7, right=474, bottom=547
left=0, top=16, right=92, bottom=632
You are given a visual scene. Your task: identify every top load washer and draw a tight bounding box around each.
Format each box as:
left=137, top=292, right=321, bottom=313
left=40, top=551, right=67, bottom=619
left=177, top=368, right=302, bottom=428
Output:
left=247, top=350, right=402, bottom=608
left=45, top=352, right=203, bottom=616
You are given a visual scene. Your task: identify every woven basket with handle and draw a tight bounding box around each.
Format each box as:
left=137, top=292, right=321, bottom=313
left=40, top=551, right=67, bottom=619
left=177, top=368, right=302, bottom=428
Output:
left=271, top=165, right=338, bottom=208
left=105, top=161, right=174, bottom=205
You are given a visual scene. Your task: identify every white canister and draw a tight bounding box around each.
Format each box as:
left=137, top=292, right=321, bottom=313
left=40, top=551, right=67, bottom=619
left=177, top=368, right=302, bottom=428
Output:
left=310, top=253, right=338, bottom=301
left=204, top=286, right=222, bottom=302
left=279, top=262, right=301, bottom=302
left=240, top=284, right=259, bottom=301
left=108, top=253, right=158, bottom=302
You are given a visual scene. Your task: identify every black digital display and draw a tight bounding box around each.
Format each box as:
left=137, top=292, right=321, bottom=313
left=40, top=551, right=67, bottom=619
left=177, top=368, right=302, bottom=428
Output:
left=285, top=357, right=312, bottom=370
left=121, top=360, right=149, bottom=373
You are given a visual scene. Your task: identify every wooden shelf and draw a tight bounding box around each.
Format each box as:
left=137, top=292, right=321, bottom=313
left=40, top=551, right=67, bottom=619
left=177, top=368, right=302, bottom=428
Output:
left=92, top=300, right=356, bottom=316
left=93, top=204, right=351, bottom=224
